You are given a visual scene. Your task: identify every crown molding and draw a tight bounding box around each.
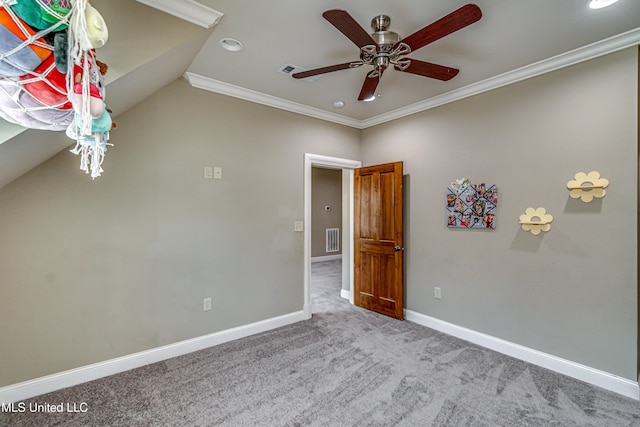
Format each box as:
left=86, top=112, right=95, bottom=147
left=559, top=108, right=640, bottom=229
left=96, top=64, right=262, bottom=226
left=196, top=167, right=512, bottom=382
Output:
left=361, top=27, right=640, bottom=128
left=186, top=27, right=640, bottom=129
left=136, top=0, right=223, bottom=29
left=184, top=73, right=363, bottom=129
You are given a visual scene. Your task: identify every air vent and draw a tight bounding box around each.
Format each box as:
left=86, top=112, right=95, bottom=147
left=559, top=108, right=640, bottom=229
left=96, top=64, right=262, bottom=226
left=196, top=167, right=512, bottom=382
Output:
left=326, top=228, right=340, bottom=253
left=278, top=63, right=322, bottom=82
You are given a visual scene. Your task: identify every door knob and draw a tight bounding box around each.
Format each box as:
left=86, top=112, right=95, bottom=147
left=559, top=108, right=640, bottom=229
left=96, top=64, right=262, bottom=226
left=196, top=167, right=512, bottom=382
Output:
left=394, top=246, right=404, bottom=251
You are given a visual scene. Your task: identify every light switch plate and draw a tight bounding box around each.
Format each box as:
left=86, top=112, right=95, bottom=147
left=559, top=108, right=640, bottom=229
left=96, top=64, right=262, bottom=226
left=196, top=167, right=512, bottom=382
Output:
left=213, top=167, right=222, bottom=179
left=294, top=221, right=304, bottom=232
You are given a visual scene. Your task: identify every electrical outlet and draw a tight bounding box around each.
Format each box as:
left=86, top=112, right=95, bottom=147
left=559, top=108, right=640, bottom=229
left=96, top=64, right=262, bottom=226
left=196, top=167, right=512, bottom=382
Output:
left=294, top=221, right=304, bottom=232
left=434, top=287, right=442, bottom=299
left=203, top=297, right=212, bottom=311
left=213, top=167, right=222, bottom=179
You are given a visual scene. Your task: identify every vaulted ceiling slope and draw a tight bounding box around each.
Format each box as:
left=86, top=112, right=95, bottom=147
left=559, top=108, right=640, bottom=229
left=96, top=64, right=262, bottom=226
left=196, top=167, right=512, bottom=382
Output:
left=0, top=0, right=215, bottom=189
left=1, top=0, right=639, bottom=190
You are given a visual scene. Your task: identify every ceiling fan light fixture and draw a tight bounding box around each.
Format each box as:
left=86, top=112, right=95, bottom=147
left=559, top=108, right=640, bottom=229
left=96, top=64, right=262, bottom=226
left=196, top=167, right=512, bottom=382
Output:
left=588, top=0, right=619, bottom=9
left=362, top=95, right=376, bottom=102
left=219, top=38, right=243, bottom=51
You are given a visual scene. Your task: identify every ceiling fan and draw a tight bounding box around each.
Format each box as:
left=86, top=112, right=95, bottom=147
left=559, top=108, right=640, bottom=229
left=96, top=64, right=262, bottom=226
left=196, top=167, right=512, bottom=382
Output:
left=292, top=4, right=482, bottom=101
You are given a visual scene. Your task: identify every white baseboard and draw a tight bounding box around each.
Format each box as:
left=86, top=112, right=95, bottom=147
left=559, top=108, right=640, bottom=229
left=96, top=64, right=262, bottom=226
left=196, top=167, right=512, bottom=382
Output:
left=405, top=309, right=639, bottom=401
left=0, top=310, right=307, bottom=404
left=340, top=289, right=350, bottom=300
left=311, top=255, right=342, bottom=263
left=303, top=303, right=312, bottom=320
left=4, top=309, right=636, bottom=404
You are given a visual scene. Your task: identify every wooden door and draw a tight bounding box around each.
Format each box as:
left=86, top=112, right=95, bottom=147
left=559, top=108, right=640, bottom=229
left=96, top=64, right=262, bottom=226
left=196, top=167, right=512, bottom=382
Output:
left=354, top=161, right=404, bottom=320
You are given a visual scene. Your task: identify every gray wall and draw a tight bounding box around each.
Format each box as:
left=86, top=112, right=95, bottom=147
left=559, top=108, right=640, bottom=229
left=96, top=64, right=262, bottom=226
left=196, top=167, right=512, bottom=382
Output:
left=0, top=78, right=361, bottom=386
left=311, top=167, right=342, bottom=258
left=361, top=47, right=638, bottom=380
left=1, top=47, right=637, bottom=387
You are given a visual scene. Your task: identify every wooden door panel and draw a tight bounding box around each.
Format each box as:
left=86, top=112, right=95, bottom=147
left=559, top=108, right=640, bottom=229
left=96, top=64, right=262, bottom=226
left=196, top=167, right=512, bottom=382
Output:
left=376, top=254, right=398, bottom=317
left=354, top=161, right=404, bottom=320
left=358, top=252, right=375, bottom=297
left=379, top=254, right=395, bottom=300
left=359, top=174, right=374, bottom=239
left=380, top=171, right=395, bottom=241
left=356, top=253, right=376, bottom=310
left=360, top=241, right=396, bottom=254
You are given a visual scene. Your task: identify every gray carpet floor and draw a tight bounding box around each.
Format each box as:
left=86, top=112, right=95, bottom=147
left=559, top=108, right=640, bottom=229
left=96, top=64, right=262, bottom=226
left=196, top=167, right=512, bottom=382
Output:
left=2, top=259, right=640, bottom=426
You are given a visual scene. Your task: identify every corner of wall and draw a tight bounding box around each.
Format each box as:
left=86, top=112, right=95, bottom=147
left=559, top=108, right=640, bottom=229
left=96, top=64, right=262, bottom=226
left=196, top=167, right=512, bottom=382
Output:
left=636, top=45, right=640, bottom=381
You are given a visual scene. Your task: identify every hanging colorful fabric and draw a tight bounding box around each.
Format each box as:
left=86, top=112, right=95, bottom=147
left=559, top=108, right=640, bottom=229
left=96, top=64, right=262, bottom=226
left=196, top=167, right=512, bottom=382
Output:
left=66, top=106, right=112, bottom=179
left=9, top=0, right=72, bottom=31
left=0, top=7, right=52, bottom=76
left=0, top=77, right=73, bottom=130
left=0, top=0, right=114, bottom=179
left=20, top=56, right=81, bottom=109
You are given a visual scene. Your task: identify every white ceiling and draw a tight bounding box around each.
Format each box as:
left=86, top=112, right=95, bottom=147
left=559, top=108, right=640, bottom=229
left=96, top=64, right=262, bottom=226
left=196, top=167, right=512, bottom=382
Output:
left=0, top=0, right=639, bottom=189
left=187, top=0, right=640, bottom=127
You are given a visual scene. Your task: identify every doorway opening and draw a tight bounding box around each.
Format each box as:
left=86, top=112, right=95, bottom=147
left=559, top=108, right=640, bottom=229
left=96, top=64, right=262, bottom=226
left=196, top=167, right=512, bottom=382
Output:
left=310, top=166, right=343, bottom=314
left=303, top=154, right=361, bottom=318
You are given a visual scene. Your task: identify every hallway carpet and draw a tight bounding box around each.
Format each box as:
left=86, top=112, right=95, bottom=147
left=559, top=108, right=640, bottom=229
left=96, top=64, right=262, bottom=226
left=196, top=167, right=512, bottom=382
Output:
left=2, top=260, right=640, bottom=426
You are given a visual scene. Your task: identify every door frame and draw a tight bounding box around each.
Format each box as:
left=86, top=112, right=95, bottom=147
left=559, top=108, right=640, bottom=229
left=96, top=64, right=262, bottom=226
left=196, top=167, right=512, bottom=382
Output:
left=304, top=153, right=362, bottom=319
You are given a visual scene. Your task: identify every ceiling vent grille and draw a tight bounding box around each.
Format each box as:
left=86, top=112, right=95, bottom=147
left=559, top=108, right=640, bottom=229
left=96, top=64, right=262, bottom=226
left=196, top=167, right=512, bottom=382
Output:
left=278, top=63, right=322, bottom=82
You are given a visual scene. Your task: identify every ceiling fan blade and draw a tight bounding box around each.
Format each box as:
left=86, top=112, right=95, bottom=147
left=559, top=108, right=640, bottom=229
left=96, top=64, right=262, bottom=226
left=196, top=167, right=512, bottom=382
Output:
left=292, top=62, right=359, bottom=79
left=395, top=59, right=459, bottom=81
left=395, top=4, right=482, bottom=52
left=323, top=9, right=379, bottom=49
left=357, top=70, right=383, bottom=101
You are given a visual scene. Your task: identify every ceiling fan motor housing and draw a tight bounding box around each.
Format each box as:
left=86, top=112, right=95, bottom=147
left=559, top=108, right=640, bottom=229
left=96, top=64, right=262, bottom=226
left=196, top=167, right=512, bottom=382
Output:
left=370, top=15, right=401, bottom=52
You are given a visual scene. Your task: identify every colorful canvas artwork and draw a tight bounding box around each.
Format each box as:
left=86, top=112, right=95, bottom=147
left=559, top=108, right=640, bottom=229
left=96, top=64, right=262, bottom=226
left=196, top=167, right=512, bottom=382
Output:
left=446, top=179, right=498, bottom=230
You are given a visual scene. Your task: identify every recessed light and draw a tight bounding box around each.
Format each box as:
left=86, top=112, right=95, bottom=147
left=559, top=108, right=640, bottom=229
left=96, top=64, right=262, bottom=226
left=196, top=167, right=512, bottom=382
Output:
left=332, top=100, right=345, bottom=108
left=588, top=0, right=619, bottom=9
left=219, top=38, right=243, bottom=51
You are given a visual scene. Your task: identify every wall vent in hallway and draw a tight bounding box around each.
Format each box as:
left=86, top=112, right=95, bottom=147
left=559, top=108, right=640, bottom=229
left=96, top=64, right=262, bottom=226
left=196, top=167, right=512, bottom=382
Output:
left=326, top=228, right=340, bottom=253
